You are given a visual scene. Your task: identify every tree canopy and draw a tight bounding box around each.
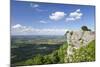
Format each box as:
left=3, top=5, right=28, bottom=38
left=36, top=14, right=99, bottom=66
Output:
left=81, top=26, right=91, bottom=31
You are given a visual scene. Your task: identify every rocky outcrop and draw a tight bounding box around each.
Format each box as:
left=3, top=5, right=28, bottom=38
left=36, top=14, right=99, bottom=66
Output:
left=65, top=30, right=95, bottom=62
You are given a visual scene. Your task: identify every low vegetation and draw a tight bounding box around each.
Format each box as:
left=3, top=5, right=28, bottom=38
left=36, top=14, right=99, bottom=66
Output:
left=11, top=35, right=95, bottom=66
left=14, top=42, right=68, bottom=66
left=70, top=40, right=95, bottom=62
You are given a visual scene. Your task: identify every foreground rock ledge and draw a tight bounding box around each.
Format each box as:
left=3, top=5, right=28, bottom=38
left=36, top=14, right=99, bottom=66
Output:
left=65, top=30, right=95, bottom=62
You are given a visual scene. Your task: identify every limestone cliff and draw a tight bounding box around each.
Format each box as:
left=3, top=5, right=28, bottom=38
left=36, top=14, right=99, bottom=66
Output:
left=65, top=30, right=95, bottom=62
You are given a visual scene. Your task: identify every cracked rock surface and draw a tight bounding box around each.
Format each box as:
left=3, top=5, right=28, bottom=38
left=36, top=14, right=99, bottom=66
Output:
left=65, top=30, right=95, bottom=58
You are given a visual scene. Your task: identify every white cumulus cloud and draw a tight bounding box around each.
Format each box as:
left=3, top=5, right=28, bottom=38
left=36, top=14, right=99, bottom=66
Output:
left=11, top=24, right=67, bottom=35
left=12, top=24, right=22, bottom=28
left=66, top=9, right=83, bottom=22
left=76, top=9, right=81, bottom=12
left=49, top=12, right=66, bottom=21
left=12, top=24, right=33, bottom=32
left=66, top=17, right=75, bottom=21
left=30, top=3, right=39, bottom=8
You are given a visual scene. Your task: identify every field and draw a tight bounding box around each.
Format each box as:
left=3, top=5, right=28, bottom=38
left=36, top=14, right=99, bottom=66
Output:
left=11, top=35, right=67, bottom=66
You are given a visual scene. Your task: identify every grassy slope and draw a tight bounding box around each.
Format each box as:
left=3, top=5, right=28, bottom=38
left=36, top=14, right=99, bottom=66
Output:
left=14, top=42, right=68, bottom=66
left=70, top=40, right=95, bottom=62
left=13, top=40, right=95, bottom=66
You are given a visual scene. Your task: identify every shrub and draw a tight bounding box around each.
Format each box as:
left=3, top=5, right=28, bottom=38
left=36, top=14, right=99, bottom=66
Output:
left=15, top=42, right=68, bottom=65
left=33, top=54, right=44, bottom=65
left=71, top=40, right=95, bottom=62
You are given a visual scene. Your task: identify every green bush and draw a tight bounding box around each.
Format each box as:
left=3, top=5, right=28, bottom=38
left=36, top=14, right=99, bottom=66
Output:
left=71, top=40, right=95, bottom=62
left=14, top=40, right=95, bottom=65
left=32, top=54, right=44, bottom=65
left=15, top=42, right=68, bottom=65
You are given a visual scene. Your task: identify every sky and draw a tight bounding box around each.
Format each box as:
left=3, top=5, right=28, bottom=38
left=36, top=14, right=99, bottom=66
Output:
left=11, top=0, right=95, bottom=35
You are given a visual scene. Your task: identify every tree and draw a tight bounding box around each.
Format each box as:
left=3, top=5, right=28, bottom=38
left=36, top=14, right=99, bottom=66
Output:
left=70, top=31, right=73, bottom=35
left=81, top=26, right=92, bottom=31
left=81, top=26, right=89, bottom=31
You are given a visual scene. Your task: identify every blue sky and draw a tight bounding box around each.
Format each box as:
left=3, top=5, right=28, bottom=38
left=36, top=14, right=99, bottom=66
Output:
left=11, top=0, right=95, bottom=35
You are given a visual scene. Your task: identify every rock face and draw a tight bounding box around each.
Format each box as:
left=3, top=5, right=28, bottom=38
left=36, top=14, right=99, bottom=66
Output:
left=65, top=30, right=95, bottom=61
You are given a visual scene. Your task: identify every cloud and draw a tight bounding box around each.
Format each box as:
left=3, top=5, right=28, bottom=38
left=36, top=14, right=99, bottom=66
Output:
left=49, top=9, right=83, bottom=22
left=12, top=24, right=33, bottom=33
left=49, top=12, right=66, bottom=21
left=11, top=24, right=67, bottom=35
left=66, top=9, right=83, bottom=22
left=33, top=4, right=39, bottom=8
left=40, top=20, right=47, bottom=23
left=66, top=17, right=75, bottom=21
left=30, top=3, right=39, bottom=8
left=12, top=24, right=22, bottom=28
left=69, top=9, right=82, bottom=19
left=30, top=3, right=48, bottom=12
